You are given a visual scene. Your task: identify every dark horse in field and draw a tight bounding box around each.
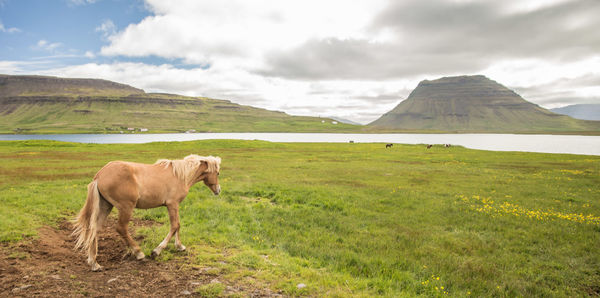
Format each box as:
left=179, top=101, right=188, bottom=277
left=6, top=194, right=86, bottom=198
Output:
left=73, top=155, right=221, bottom=271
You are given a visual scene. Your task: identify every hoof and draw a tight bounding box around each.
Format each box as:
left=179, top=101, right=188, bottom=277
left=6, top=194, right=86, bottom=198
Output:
left=91, top=263, right=103, bottom=272
left=176, top=245, right=186, bottom=252
left=135, top=251, right=146, bottom=260
left=150, top=249, right=160, bottom=259
left=121, top=250, right=132, bottom=260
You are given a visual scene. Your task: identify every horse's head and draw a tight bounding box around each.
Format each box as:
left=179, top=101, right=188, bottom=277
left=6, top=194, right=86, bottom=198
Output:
left=189, top=155, right=221, bottom=196
left=202, top=168, right=221, bottom=195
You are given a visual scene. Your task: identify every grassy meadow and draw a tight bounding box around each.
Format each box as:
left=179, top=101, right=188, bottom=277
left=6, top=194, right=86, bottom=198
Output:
left=0, top=140, right=599, bottom=296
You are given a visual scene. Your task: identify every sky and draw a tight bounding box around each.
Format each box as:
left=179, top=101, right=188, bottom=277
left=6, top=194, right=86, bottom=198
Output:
left=1, top=0, right=599, bottom=124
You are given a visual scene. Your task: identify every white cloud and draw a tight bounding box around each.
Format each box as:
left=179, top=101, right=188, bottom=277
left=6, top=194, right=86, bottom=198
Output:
left=100, top=0, right=388, bottom=66
left=483, top=57, right=600, bottom=89
left=0, top=60, right=59, bottom=74
left=35, top=39, right=63, bottom=51
left=5, top=0, right=600, bottom=123
left=502, top=0, right=573, bottom=14
left=68, top=0, right=98, bottom=5
left=89, top=0, right=600, bottom=121
left=483, top=56, right=600, bottom=108
left=0, top=61, right=27, bottom=73
left=0, top=20, right=20, bottom=33
left=95, top=19, right=116, bottom=39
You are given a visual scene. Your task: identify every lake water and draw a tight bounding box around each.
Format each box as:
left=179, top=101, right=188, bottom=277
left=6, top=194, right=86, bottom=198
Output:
left=1, top=133, right=599, bottom=156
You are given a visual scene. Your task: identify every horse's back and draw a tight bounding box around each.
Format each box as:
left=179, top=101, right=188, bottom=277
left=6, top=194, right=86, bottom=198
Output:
left=94, top=161, right=185, bottom=209
left=95, top=161, right=138, bottom=183
left=95, top=161, right=141, bottom=208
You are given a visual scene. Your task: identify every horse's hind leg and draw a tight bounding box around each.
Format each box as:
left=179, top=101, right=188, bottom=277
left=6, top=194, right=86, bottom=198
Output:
left=151, top=204, right=182, bottom=258
left=173, top=206, right=186, bottom=251
left=116, top=207, right=145, bottom=260
left=88, top=198, right=113, bottom=271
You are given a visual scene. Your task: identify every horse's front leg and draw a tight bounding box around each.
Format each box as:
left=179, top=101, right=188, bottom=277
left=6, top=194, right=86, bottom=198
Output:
left=174, top=224, right=186, bottom=252
left=151, top=203, right=181, bottom=258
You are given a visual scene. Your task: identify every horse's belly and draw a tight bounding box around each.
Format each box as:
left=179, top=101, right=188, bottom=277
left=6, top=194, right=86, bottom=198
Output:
left=135, top=196, right=164, bottom=209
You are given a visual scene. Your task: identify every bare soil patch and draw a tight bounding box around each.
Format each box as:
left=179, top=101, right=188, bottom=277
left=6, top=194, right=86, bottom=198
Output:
left=0, top=218, right=277, bottom=297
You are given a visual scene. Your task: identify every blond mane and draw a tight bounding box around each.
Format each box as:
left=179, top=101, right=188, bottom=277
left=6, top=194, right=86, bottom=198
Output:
left=155, top=154, right=221, bottom=185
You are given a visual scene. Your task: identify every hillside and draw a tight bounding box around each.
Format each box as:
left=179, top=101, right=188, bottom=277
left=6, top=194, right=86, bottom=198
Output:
left=369, top=75, right=600, bottom=133
left=0, top=74, right=144, bottom=97
left=551, top=104, right=600, bottom=121
left=0, top=75, right=358, bottom=134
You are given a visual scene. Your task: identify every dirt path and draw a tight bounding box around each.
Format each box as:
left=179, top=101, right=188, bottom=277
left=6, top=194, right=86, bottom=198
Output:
left=0, top=219, right=277, bottom=297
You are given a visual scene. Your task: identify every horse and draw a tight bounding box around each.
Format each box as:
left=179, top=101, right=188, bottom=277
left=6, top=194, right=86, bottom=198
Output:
left=386, top=143, right=393, bottom=148
left=72, top=154, right=221, bottom=271
left=427, top=144, right=433, bottom=149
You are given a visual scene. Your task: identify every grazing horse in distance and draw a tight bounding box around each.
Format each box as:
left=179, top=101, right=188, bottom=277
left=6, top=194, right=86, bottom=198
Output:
left=386, top=143, right=393, bottom=148
left=427, top=144, right=433, bottom=149
left=73, top=154, right=221, bottom=271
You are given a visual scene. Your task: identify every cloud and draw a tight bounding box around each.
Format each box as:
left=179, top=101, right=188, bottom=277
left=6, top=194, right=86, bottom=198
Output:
left=0, top=20, right=20, bottom=33
left=95, top=19, right=116, bottom=39
left=513, top=77, right=600, bottom=108
left=480, top=56, right=600, bottom=107
left=0, top=60, right=60, bottom=74
left=34, top=40, right=63, bottom=51
left=99, top=0, right=388, bottom=66
left=259, top=38, right=489, bottom=80
left=5, top=0, right=600, bottom=123
left=381, top=0, right=600, bottom=59
left=262, top=0, right=600, bottom=80
left=67, top=0, right=98, bottom=5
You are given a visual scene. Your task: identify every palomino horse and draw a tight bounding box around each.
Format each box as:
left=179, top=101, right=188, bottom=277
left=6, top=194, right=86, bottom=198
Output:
left=73, top=154, right=221, bottom=271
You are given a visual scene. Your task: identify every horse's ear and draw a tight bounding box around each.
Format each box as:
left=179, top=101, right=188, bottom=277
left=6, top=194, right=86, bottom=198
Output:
left=199, top=160, right=208, bottom=168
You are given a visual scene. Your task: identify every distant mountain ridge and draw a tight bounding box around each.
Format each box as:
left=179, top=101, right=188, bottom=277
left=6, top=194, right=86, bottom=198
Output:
left=369, top=75, right=600, bottom=133
left=551, top=104, right=600, bottom=121
left=2, top=74, right=598, bottom=134
left=327, top=116, right=363, bottom=126
left=0, top=74, right=358, bottom=134
left=0, top=74, right=144, bottom=97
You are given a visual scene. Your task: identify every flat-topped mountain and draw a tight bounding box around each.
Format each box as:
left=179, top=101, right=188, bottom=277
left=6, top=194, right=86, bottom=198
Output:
left=0, top=74, right=357, bottom=134
left=369, top=75, right=600, bottom=133
left=0, top=74, right=144, bottom=97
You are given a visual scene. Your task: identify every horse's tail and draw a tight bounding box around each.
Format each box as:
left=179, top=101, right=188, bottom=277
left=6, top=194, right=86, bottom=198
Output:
left=72, top=180, right=100, bottom=251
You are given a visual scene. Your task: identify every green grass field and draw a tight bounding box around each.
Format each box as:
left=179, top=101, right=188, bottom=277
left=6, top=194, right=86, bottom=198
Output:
left=0, top=140, right=599, bottom=296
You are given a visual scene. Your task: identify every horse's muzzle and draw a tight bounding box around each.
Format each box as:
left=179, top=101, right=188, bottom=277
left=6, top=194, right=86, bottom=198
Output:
left=213, top=185, right=221, bottom=196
